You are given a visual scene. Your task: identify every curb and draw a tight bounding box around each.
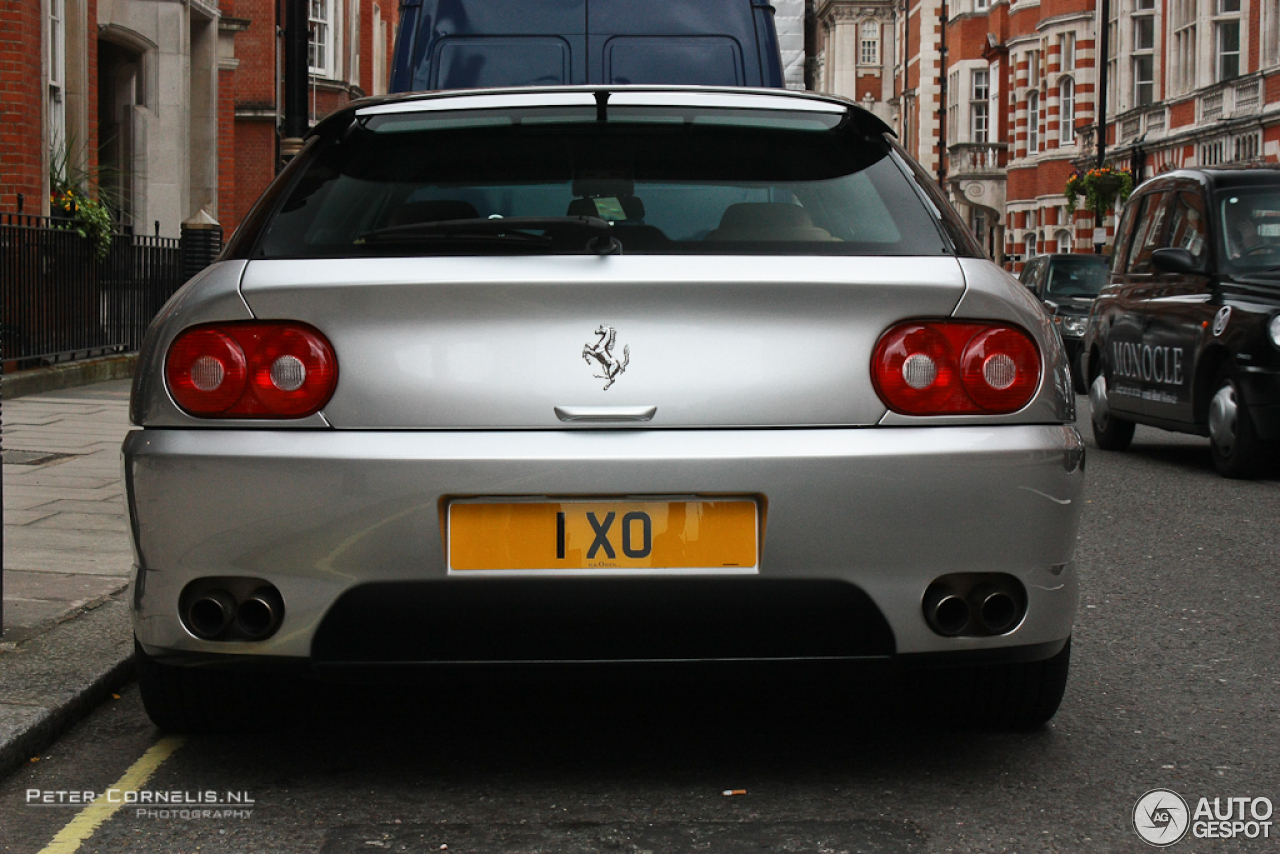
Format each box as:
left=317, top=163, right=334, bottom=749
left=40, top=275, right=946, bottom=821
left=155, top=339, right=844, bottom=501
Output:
left=0, top=599, right=136, bottom=779
left=1, top=354, right=137, bottom=400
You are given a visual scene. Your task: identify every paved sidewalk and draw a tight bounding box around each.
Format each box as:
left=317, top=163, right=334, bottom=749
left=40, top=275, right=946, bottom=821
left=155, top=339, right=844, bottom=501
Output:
left=1, top=379, right=138, bottom=775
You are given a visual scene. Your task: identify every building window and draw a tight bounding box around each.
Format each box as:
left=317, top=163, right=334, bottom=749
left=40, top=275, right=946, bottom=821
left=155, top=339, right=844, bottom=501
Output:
left=309, top=0, right=336, bottom=77
left=971, top=68, right=989, bottom=143
left=860, top=21, right=879, bottom=65
left=948, top=69, right=960, bottom=145
left=1059, top=33, right=1076, bottom=72
left=1264, top=0, right=1280, bottom=67
left=1133, top=11, right=1156, bottom=106
left=1107, top=6, right=1120, bottom=112
left=373, top=4, right=386, bottom=95
left=1171, top=0, right=1198, bottom=95
left=976, top=0, right=990, bottom=10
left=1059, top=78, right=1076, bottom=143
left=1027, top=89, right=1040, bottom=153
left=1215, top=0, right=1241, bottom=81
left=48, top=0, right=66, bottom=151
left=1057, top=230, right=1074, bottom=253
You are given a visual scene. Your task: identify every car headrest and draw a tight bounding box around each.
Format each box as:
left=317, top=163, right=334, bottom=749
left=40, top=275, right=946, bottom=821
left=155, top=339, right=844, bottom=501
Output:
left=717, top=203, right=814, bottom=231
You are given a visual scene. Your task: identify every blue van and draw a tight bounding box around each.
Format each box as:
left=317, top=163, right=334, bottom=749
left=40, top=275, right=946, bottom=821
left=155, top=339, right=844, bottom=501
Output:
left=389, top=0, right=785, bottom=92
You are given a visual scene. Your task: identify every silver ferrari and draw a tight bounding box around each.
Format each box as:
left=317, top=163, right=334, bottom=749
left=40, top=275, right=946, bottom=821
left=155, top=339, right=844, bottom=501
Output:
left=125, top=86, right=1084, bottom=731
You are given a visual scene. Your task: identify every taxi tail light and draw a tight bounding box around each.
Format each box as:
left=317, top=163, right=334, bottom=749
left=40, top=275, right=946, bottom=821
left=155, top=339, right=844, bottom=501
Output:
left=165, top=322, right=338, bottom=418
left=872, top=321, right=1041, bottom=415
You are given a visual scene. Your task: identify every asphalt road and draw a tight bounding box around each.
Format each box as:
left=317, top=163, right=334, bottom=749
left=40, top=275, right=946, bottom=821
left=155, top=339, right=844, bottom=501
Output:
left=2, top=406, right=1278, bottom=854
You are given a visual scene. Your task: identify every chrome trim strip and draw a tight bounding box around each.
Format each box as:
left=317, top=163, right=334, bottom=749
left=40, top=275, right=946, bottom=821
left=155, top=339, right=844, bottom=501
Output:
left=554, top=405, right=658, bottom=422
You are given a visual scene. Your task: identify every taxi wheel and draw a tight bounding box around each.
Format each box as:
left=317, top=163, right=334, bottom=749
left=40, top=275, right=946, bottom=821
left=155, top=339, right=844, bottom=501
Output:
left=1208, top=367, right=1264, bottom=479
left=1089, top=373, right=1135, bottom=451
left=135, top=640, right=288, bottom=733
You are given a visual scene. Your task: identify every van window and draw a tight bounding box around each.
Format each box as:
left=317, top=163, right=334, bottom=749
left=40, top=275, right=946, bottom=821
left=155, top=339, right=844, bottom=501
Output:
left=605, top=38, right=743, bottom=86
left=432, top=38, right=571, bottom=89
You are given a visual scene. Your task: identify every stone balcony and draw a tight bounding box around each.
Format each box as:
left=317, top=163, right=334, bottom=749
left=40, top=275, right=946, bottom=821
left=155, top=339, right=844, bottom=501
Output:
left=947, top=142, right=1008, bottom=214
left=1199, top=76, right=1263, bottom=123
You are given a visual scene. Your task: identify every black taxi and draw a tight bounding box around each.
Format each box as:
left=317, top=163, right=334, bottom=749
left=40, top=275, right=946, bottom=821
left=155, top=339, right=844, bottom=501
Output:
left=1081, top=166, right=1280, bottom=478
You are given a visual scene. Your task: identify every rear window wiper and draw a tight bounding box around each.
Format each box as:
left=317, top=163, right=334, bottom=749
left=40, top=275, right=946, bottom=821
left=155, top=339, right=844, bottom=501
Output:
left=357, top=216, right=621, bottom=255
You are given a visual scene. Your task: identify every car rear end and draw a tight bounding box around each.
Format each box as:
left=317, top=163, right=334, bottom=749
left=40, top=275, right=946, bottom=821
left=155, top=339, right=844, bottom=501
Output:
left=125, top=87, right=1084, bottom=729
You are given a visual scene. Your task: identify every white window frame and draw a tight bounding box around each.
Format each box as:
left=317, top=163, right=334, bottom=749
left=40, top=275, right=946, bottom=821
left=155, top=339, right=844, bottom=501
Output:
left=859, top=21, right=879, bottom=66
left=1132, top=11, right=1156, bottom=106
left=971, top=68, right=989, bottom=143
left=1027, top=88, right=1040, bottom=154
left=48, top=0, right=66, bottom=157
left=1060, top=33, right=1076, bottom=72
left=948, top=69, right=960, bottom=145
left=1059, top=78, right=1076, bottom=143
left=1263, top=0, right=1280, bottom=67
left=1170, top=0, right=1198, bottom=94
left=49, top=0, right=65, bottom=88
left=1214, top=7, right=1241, bottom=81
left=309, top=0, right=337, bottom=78
left=1057, top=229, right=1074, bottom=253
left=1106, top=3, right=1120, bottom=112
left=373, top=4, right=386, bottom=96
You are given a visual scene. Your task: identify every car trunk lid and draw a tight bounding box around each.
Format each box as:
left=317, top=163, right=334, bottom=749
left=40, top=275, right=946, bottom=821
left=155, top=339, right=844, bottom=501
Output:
left=239, top=255, right=966, bottom=429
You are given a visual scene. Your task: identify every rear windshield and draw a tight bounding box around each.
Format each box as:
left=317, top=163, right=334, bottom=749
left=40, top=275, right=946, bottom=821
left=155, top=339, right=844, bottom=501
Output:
left=250, top=105, right=953, bottom=258
left=1045, top=258, right=1109, bottom=297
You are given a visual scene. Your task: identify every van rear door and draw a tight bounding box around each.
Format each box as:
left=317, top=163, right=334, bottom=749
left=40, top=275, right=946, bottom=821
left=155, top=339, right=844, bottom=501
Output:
left=588, top=0, right=783, bottom=87
left=394, top=0, right=587, bottom=91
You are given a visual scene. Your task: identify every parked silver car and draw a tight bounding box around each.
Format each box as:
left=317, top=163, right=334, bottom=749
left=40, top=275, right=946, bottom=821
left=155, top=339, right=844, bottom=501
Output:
left=126, top=87, right=1084, bottom=731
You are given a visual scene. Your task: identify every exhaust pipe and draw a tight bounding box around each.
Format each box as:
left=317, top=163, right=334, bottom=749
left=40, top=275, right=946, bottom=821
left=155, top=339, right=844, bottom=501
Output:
left=923, top=586, right=971, bottom=636
left=235, top=587, right=284, bottom=639
left=970, top=585, right=1020, bottom=634
left=187, top=590, right=236, bottom=639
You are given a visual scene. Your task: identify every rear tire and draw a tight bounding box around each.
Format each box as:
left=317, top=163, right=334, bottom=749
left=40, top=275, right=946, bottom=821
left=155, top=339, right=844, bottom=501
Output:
left=135, top=640, right=292, bottom=733
left=940, top=638, right=1072, bottom=729
left=1090, top=372, right=1135, bottom=451
left=1208, top=366, right=1266, bottom=479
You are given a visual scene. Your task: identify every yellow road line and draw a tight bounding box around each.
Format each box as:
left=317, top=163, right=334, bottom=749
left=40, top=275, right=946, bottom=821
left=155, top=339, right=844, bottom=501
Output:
left=37, top=736, right=187, bottom=854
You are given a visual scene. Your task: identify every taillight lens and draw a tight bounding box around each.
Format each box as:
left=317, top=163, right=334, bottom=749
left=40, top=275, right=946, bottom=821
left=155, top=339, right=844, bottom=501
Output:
left=165, top=322, right=338, bottom=418
left=872, top=321, right=1041, bottom=415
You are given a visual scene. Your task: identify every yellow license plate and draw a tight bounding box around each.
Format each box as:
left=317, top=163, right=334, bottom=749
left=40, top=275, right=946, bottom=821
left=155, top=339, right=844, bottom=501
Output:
left=448, top=499, right=758, bottom=573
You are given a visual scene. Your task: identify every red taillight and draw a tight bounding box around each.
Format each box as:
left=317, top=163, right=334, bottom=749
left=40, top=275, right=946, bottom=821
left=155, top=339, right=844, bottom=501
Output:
left=872, top=321, right=1041, bottom=415
left=165, top=322, right=338, bottom=418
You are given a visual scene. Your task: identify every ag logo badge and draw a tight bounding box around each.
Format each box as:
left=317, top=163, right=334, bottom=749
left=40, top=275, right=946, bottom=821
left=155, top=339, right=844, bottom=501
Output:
left=582, top=325, right=630, bottom=390
left=1133, top=788, right=1190, bottom=846
left=1212, top=306, right=1231, bottom=337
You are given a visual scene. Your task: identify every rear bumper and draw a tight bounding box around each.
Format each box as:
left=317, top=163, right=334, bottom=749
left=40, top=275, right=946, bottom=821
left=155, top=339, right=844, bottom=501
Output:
left=126, top=424, right=1084, bottom=663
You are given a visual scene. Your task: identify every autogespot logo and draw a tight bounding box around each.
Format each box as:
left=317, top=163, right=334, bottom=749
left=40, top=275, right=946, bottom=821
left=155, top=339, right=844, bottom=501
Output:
left=1134, top=789, right=1191, bottom=847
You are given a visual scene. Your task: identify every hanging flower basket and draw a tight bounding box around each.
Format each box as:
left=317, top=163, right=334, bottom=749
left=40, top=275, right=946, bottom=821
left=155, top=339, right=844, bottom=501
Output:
left=1064, top=167, right=1135, bottom=217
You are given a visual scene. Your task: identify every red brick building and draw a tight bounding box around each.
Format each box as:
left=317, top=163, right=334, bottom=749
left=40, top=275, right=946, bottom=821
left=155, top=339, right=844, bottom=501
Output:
left=810, top=0, right=1280, bottom=266
left=0, top=0, right=395, bottom=239
left=220, top=0, right=398, bottom=236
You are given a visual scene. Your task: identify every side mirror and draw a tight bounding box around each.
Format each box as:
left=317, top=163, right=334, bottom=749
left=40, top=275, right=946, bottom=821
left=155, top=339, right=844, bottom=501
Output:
left=1152, top=247, right=1202, bottom=275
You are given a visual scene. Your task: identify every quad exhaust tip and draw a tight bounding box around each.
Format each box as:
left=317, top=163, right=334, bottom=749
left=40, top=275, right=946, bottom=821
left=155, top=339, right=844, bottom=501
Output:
left=180, top=580, right=285, bottom=641
left=187, top=590, right=236, bottom=639
left=923, top=575, right=1026, bottom=637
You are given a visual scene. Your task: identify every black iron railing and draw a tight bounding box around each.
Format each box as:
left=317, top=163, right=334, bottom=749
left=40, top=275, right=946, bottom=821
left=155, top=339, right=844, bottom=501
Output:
left=1, top=213, right=185, bottom=364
